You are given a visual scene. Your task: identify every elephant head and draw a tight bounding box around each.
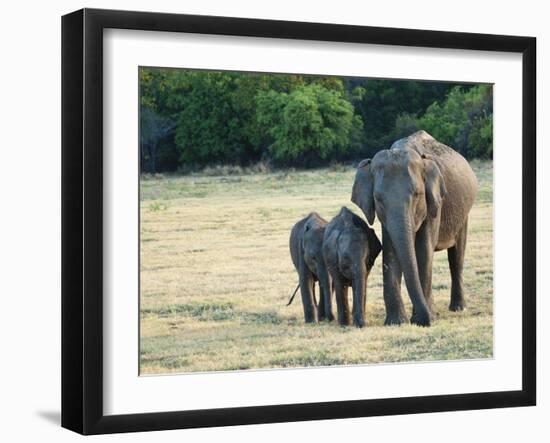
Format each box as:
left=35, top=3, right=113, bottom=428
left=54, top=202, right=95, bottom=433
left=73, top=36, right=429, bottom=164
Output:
left=351, top=148, right=447, bottom=324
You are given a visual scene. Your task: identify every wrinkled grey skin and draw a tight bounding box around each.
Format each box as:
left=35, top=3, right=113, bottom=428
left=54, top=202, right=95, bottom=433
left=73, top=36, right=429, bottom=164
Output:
left=289, top=213, right=334, bottom=323
left=351, top=131, right=478, bottom=327
left=323, top=207, right=382, bottom=327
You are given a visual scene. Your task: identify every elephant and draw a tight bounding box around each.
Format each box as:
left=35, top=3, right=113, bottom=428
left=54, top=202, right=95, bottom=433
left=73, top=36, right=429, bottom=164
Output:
left=351, top=130, right=478, bottom=327
left=323, top=207, right=382, bottom=327
left=289, top=213, right=334, bottom=323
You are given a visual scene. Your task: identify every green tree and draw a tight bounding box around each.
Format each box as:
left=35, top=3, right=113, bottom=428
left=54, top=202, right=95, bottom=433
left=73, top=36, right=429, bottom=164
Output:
left=169, top=71, right=308, bottom=166
left=139, top=67, right=492, bottom=173
left=173, top=72, right=247, bottom=164
left=416, top=85, right=493, bottom=157
left=139, top=68, right=193, bottom=171
left=256, top=84, right=361, bottom=165
left=228, top=73, right=305, bottom=159
left=140, top=108, right=176, bottom=173
left=347, top=79, right=462, bottom=152
left=468, top=114, right=493, bottom=159
left=391, top=112, right=421, bottom=141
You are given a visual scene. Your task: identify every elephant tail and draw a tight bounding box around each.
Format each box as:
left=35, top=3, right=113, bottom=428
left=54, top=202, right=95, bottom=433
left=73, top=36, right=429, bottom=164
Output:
left=286, top=284, right=300, bottom=306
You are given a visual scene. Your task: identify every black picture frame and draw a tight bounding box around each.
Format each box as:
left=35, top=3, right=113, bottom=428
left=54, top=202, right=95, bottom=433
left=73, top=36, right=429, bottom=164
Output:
left=61, top=8, right=536, bottom=435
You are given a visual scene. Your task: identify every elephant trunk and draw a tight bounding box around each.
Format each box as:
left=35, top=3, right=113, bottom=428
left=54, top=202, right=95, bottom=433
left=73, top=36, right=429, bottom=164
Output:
left=387, top=216, right=432, bottom=326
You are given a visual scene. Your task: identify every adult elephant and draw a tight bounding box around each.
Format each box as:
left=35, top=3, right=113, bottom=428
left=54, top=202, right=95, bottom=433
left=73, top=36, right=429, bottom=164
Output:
left=351, top=130, right=478, bottom=326
left=289, top=213, right=334, bottom=323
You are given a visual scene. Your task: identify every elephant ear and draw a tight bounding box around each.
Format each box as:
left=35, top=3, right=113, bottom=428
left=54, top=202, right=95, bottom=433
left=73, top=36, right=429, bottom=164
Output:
left=301, top=218, right=311, bottom=251
left=298, top=220, right=309, bottom=272
left=366, top=227, right=382, bottom=271
left=351, top=159, right=375, bottom=225
left=423, top=155, right=447, bottom=218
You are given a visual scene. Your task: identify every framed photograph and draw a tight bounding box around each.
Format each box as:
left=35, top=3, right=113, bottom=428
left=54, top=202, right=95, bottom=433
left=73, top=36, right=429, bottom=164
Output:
left=61, top=8, right=536, bottom=435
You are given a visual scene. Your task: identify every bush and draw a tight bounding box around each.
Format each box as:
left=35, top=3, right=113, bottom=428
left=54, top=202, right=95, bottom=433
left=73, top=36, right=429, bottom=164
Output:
left=201, top=164, right=244, bottom=176
left=246, top=160, right=272, bottom=174
left=197, top=161, right=273, bottom=177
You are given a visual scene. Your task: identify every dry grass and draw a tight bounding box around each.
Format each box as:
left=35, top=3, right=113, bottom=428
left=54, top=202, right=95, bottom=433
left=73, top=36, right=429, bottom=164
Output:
left=140, top=160, right=493, bottom=374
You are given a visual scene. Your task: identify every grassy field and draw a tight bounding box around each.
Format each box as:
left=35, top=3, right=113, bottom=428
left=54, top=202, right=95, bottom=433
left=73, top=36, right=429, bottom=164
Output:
left=139, top=160, right=493, bottom=374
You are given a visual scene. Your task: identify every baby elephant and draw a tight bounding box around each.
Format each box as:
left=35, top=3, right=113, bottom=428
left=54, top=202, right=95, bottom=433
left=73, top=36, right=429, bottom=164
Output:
left=289, top=213, right=334, bottom=323
left=323, top=207, right=382, bottom=327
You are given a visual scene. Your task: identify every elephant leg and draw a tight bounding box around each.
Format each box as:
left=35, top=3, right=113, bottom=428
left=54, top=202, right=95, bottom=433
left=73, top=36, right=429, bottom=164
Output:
left=312, top=282, right=318, bottom=307
left=299, top=267, right=318, bottom=323
left=334, top=274, right=351, bottom=326
left=351, top=266, right=367, bottom=328
left=415, top=222, right=436, bottom=318
left=317, top=263, right=334, bottom=322
left=448, top=219, right=468, bottom=311
left=316, top=282, right=325, bottom=320
left=324, top=291, right=335, bottom=322
left=363, top=274, right=367, bottom=314
left=382, top=227, right=408, bottom=325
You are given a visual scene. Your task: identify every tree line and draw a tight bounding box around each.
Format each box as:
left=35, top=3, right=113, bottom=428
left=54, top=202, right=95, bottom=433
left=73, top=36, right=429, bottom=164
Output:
left=140, top=67, right=493, bottom=173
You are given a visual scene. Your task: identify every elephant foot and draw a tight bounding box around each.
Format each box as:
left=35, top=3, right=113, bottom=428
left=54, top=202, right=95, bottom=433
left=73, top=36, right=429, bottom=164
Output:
left=449, top=301, right=466, bottom=312
left=353, top=318, right=365, bottom=328
left=338, top=315, right=351, bottom=326
left=304, top=315, right=318, bottom=324
left=318, top=307, right=335, bottom=322
left=410, top=309, right=432, bottom=327
left=384, top=312, right=408, bottom=326
left=304, top=307, right=319, bottom=323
